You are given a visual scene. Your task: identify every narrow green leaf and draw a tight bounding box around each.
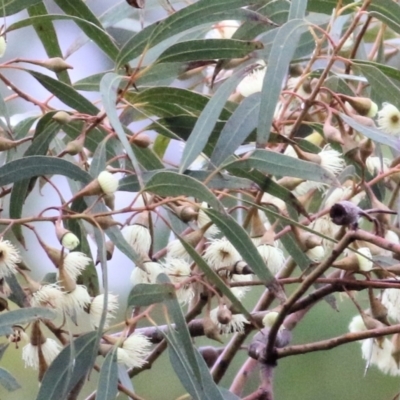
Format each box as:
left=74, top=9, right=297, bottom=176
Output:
left=288, top=0, right=308, bottom=20
left=340, top=113, right=400, bottom=151
left=353, top=62, right=400, bottom=106
left=156, top=39, right=263, bottom=63
left=0, top=156, right=91, bottom=187
left=176, top=233, right=252, bottom=321
left=10, top=113, right=60, bottom=242
left=28, top=70, right=99, bottom=115
left=6, top=15, right=116, bottom=61
left=211, top=93, right=260, bottom=167
left=204, top=209, right=275, bottom=284
left=12, top=116, right=38, bottom=140
left=0, top=368, right=20, bottom=392
left=27, top=3, right=71, bottom=84
left=353, top=60, right=400, bottom=84
left=179, top=69, right=245, bottom=172
left=100, top=73, right=143, bottom=187
left=368, top=0, right=400, bottom=35
left=52, top=0, right=119, bottom=60
left=0, top=308, right=56, bottom=336
left=158, top=273, right=203, bottom=386
left=144, top=171, right=224, bottom=212
left=96, top=348, right=118, bottom=400
left=37, top=332, right=97, bottom=400
left=2, top=0, right=42, bottom=15
left=224, top=149, right=338, bottom=186
left=257, top=19, right=307, bottom=146
left=117, top=0, right=259, bottom=66
left=0, top=95, right=11, bottom=132
left=307, top=0, right=353, bottom=14
left=127, top=283, right=175, bottom=307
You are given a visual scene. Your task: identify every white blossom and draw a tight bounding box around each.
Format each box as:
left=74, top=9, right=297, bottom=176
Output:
left=130, top=262, right=163, bottom=285
left=377, top=103, right=400, bottom=135
left=122, top=224, right=152, bottom=256
left=117, top=333, right=152, bottom=369
left=210, top=307, right=248, bottom=335
left=237, top=63, right=267, bottom=97
left=0, top=239, right=21, bottom=278
left=203, top=238, right=241, bottom=274
left=63, top=251, right=92, bottom=280
left=22, top=338, right=61, bottom=369
left=163, top=258, right=194, bottom=305
left=257, top=244, right=285, bottom=274
left=89, top=293, right=119, bottom=329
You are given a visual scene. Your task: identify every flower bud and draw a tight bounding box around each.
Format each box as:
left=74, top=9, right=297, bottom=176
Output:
left=131, top=133, right=152, bottom=148
left=323, top=119, right=344, bottom=145
left=98, top=171, right=118, bottom=195
left=64, top=136, right=85, bottom=155
left=41, top=57, right=73, bottom=73
left=368, top=288, right=389, bottom=325
left=0, top=36, right=6, bottom=58
left=55, top=220, right=80, bottom=250
left=262, top=311, right=279, bottom=329
left=52, top=111, right=72, bottom=124
left=341, top=95, right=378, bottom=118
left=203, top=315, right=223, bottom=343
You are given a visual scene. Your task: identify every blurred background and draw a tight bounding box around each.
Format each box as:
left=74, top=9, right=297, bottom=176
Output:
left=0, top=0, right=399, bottom=399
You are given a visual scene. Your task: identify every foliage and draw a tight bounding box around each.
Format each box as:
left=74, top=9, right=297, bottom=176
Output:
left=1, top=0, right=400, bottom=399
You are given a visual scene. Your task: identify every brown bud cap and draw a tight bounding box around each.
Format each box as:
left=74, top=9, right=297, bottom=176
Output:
left=104, top=193, right=115, bottom=210
left=217, top=307, right=232, bottom=325
left=359, top=138, right=375, bottom=165
left=332, top=254, right=359, bottom=271
left=203, top=315, right=223, bottom=343
left=0, top=137, right=23, bottom=151
left=276, top=177, right=304, bottom=190
left=292, top=145, right=322, bottom=165
left=176, top=205, right=198, bottom=222
left=323, top=120, right=344, bottom=145
left=291, top=225, right=321, bottom=251
left=341, top=95, right=378, bottom=117
left=368, top=288, right=389, bottom=325
left=249, top=211, right=266, bottom=239
left=52, top=111, right=72, bottom=124
left=41, top=57, right=73, bottom=73
left=132, top=133, right=152, bottom=148
left=30, top=320, right=46, bottom=347
left=392, top=334, right=400, bottom=367
left=36, top=237, right=63, bottom=268
left=0, top=297, right=8, bottom=312
left=64, top=136, right=85, bottom=155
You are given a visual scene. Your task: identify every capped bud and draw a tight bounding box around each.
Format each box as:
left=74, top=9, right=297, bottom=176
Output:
left=64, top=135, right=85, bottom=155
left=0, top=136, right=27, bottom=151
left=0, top=297, right=8, bottom=312
left=392, top=333, right=400, bottom=367
left=291, top=225, right=321, bottom=251
left=368, top=288, right=389, bottom=325
left=341, top=95, right=378, bottom=118
left=55, top=220, right=80, bottom=250
left=304, top=131, right=323, bottom=146
left=0, top=36, right=6, bottom=58
left=104, top=193, right=115, bottom=210
left=97, top=171, right=118, bottom=195
left=323, top=118, right=344, bottom=145
left=93, top=215, right=119, bottom=230
left=349, top=113, right=376, bottom=127
left=359, top=137, right=375, bottom=165
left=262, top=311, right=279, bottom=329
left=249, top=211, right=266, bottom=240
left=41, top=57, right=73, bottom=73
left=132, top=133, right=152, bottom=148
left=203, top=315, right=223, bottom=343
left=176, top=205, right=198, bottom=222
left=52, top=111, right=72, bottom=124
